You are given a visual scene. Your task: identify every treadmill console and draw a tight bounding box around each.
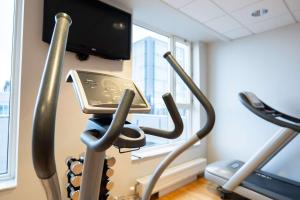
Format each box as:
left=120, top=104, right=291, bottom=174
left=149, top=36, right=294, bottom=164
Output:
left=243, top=92, right=264, bottom=109
left=66, top=70, right=151, bottom=114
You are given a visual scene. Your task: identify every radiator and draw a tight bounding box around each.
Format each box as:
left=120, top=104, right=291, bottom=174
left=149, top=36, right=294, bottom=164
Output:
left=136, top=158, right=207, bottom=197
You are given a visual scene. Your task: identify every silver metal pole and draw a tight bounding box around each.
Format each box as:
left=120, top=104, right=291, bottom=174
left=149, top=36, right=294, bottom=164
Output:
left=32, top=13, right=71, bottom=200
left=223, top=128, right=297, bottom=191
left=79, top=149, right=106, bottom=200
left=41, top=174, right=61, bottom=200
left=142, top=134, right=199, bottom=200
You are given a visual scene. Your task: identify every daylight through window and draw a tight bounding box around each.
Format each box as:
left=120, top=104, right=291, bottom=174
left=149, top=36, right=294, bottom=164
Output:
left=0, top=0, right=21, bottom=185
left=131, top=25, right=192, bottom=149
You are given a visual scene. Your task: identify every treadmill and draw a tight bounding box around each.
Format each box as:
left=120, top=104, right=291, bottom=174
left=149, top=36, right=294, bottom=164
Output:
left=205, top=92, right=300, bottom=200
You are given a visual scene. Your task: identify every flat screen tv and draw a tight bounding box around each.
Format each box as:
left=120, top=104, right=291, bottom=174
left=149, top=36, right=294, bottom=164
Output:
left=43, top=0, right=132, bottom=60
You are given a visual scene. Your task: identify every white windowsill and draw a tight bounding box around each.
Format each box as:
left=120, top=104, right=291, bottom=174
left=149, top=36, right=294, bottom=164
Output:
left=131, top=141, right=200, bottom=162
left=0, top=177, right=17, bottom=191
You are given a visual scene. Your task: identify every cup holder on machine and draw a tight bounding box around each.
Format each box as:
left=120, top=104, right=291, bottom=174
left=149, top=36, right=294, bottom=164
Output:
left=113, top=123, right=146, bottom=153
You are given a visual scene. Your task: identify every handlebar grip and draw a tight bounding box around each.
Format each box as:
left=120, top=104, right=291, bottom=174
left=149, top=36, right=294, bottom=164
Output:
left=142, top=93, right=183, bottom=139
left=163, top=52, right=215, bottom=139
left=81, top=89, right=135, bottom=151
left=32, top=13, right=72, bottom=179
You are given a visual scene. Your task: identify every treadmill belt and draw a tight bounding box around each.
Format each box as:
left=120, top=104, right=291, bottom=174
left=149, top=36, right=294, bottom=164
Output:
left=242, top=172, right=300, bottom=200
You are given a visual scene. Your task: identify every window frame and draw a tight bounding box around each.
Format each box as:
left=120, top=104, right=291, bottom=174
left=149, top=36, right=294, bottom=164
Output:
left=131, top=25, right=194, bottom=159
left=0, top=0, right=23, bottom=190
left=171, top=36, right=193, bottom=139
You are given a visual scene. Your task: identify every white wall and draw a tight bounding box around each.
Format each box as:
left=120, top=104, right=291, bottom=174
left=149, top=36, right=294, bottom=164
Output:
left=207, top=23, right=300, bottom=163
left=0, top=0, right=207, bottom=199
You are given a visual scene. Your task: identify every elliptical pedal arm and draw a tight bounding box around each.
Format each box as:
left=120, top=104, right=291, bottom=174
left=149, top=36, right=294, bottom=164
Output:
left=32, top=13, right=72, bottom=200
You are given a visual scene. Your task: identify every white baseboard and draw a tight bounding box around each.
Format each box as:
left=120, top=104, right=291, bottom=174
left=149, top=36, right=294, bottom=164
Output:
left=136, top=158, right=207, bottom=197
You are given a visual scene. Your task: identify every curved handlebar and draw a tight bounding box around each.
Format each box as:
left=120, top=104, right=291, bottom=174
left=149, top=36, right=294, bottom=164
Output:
left=163, top=52, right=215, bottom=139
left=141, top=93, right=183, bottom=139
left=80, top=89, right=135, bottom=151
left=141, top=52, right=216, bottom=200
left=32, top=13, right=72, bottom=180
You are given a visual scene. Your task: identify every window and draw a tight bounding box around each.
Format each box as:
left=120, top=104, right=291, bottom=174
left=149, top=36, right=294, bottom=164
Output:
left=0, top=105, right=10, bottom=117
left=0, top=0, right=22, bottom=189
left=131, top=25, right=192, bottom=154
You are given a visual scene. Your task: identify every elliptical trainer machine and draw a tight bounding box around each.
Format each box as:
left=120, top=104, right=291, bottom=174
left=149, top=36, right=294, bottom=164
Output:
left=32, top=13, right=216, bottom=200
left=32, top=13, right=184, bottom=200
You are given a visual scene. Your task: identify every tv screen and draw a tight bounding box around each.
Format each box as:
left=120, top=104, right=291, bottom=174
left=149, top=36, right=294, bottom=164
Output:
left=43, top=0, right=132, bottom=60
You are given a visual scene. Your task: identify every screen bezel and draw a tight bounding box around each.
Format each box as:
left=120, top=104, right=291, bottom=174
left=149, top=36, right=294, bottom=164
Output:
left=42, top=0, right=132, bottom=60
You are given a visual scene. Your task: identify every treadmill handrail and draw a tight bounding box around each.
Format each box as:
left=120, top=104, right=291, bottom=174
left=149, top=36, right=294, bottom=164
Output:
left=80, top=89, right=135, bottom=151
left=239, top=92, right=300, bottom=132
left=141, top=93, right=184, bottom=139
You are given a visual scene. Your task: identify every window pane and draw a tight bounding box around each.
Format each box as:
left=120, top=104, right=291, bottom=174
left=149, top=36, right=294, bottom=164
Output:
left=175, top=41, right=191, bottom=104
left=174, top=41, right=191, bottom=142
left=0, top=0, right=14, bottom=175
left=132, top=25, right=170, bottom=147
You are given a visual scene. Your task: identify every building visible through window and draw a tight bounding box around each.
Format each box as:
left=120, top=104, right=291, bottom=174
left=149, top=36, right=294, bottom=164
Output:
left=0, top=0, right=14, bottom=176
left=133, top=36, right=169, bottom=115
left=0, top=81, right=10, bottom=117
left=131, top=25, right=191, bottom=149
left=0, top=81, right=10, bottom=174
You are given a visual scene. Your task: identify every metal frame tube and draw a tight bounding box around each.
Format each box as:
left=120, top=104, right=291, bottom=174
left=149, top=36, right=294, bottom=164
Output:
left=164, top=52, right=215, bottom=139
left=79, top=149, right=106, bottom=200
left=32, top=13, right=71, bottom=200
left=141, top=52, right=216, bottom=200
left=223, top=128, right=297, bottom=191
left=142, top=135, right=199, bottom=200
left=41, top=173, right=61, bottom=200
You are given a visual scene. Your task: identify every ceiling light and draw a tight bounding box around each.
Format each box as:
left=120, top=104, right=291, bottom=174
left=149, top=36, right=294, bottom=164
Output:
left=251, top=8, right=268, bottom=17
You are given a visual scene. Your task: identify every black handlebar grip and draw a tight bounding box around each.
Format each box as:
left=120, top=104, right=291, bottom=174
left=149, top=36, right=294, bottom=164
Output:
left=141, top=93, right=183, bottom=139
left=32, top=13, right=72, bottom=179
left=164, top=52, right=215, bottom=139
left=80, top=89, right=135, bottom=151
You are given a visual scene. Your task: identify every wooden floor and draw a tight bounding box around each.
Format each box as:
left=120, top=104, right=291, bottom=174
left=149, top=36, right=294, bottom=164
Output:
left=159, top=178, right=221, bottom=200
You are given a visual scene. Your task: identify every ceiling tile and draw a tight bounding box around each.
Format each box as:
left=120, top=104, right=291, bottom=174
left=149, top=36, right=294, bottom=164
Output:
left=211, top=0, right=261, bottom=12
left=293, top=10, right=300, bottom=21
left=205, top=15, right=242, bottom=33
left=246, top=13, right=294, bottom=33
left=232, top=0, right=290, bottom=24
left=284, top=0, right=300, bottom=11
left=180, top=0, right=226, bottom=22
left=223, top=27, right=252, bottom=39
left=162, top=0, right=194, bottom=9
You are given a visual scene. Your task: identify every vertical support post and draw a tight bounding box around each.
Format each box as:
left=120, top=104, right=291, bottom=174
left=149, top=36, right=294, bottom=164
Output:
left=223, top=128, right=297, bottom=191
left=79, top=149, right=106, bottom=200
